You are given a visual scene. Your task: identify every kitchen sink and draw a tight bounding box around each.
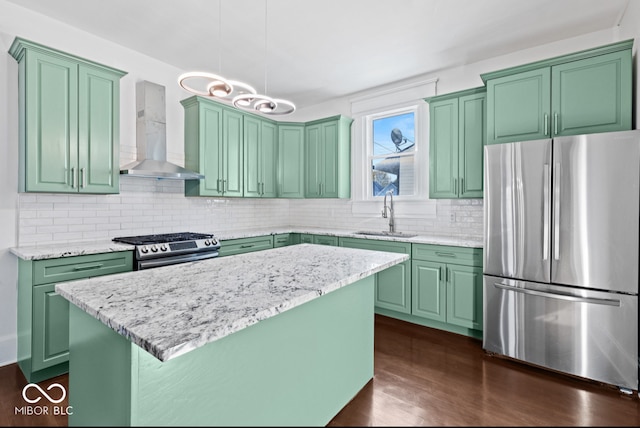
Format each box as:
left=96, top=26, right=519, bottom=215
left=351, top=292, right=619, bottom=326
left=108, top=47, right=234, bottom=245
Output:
left=354, top=230, right=418, bottom=238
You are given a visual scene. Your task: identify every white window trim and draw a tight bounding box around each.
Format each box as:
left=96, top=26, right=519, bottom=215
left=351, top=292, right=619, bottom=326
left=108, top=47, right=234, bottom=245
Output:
left=349, top=78, right=438, bottom=218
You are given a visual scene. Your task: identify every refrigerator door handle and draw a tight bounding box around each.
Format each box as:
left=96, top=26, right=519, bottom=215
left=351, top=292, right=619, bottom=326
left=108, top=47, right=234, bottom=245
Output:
left=492, top=282, right=620, bottom=306
left=543, top=164, right=549, bottom=260
left=553, top=162, right=561, bottom=260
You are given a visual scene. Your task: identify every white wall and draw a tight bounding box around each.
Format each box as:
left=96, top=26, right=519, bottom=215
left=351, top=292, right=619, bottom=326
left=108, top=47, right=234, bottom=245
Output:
left=1, top=0, right=639, bottom=366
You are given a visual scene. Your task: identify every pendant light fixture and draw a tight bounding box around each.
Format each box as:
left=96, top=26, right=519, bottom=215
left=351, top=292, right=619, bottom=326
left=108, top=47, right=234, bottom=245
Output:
left=178, top=0, right=257, bottom=103
left=232, top=0, right=295, bottom=115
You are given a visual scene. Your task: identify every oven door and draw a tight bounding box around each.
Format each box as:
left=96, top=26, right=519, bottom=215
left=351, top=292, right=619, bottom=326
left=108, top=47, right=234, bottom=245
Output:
left=137, top=251, right=219, bottom=270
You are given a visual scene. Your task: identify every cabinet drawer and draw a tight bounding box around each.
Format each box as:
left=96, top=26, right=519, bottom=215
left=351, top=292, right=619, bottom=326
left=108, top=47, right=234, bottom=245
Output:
left=412, top=244, right=482, bottom=266
left=273, top=234, right=292, bottom=248
left=313, top=235, right=338, bottom=246
left=339, top=237, right=411, bottom=255
left=218, top=236, right=274, bottom=257
left=33, top=252, right=133, bottom=286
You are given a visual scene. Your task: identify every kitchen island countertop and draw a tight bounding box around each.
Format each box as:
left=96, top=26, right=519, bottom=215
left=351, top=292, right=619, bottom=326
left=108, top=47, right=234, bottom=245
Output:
left=56, top=244, right=408, bottom=362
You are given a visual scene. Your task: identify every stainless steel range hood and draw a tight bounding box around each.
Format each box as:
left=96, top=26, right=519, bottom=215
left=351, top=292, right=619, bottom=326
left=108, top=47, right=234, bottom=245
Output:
left=120, top=81, right=204, bottom=180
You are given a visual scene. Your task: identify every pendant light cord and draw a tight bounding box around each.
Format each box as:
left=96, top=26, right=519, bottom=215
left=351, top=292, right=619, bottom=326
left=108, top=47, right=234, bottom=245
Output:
left=218, top=0, right=222, bottom=74
left=264, top=0, right=268, bottom=95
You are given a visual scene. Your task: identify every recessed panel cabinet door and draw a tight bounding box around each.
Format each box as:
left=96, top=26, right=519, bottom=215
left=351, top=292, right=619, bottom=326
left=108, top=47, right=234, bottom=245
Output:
left=429, top=99, right=458, bottom=198
left=32, top=284, right=69, bottom=371
left=222, top=109, right=244, bottom=197
left=78, top=65, right=120, bottom=193
left=320, top=121, right=339, bottom=198
left=458, top=93, right=485, bottom=198
left=278, top=124, right=304, bottom=198
left=243, top=116, right=261, bottom=197
left=304, top=124, right=321, bottom=197
left=446, top=264, right=482, bottom=330
left=411, top=260, right=446, bottom=322
left=552, top=50, right=632, bottom=137
left=260, top=120, right=278, bottom=197
left=25, top=50, right=79, bottom=192
left=487, top=68, right=551, bottom=145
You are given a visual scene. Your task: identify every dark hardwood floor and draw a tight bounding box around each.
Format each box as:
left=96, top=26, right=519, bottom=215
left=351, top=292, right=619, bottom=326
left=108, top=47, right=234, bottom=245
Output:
left=1, top=314, right=639, bottom=426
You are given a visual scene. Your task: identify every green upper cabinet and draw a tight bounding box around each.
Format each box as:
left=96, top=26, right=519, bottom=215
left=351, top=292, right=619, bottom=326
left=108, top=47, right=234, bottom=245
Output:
left=9, top=37, right=126, bottom=194
left=244, top=116, right=277, bottom=197
left=277, top=123, right=305, bottom=198
left=304, top=115, right=352, bottom=198
left=183, top=96, right=244, bottom=197
left=483, top=39, right=632, bottom=145
left=426, top=87, right=485, bottom=199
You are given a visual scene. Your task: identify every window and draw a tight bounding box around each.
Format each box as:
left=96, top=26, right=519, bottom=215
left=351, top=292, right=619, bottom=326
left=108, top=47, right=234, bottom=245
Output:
left=368, top=108, right=417, bottom=197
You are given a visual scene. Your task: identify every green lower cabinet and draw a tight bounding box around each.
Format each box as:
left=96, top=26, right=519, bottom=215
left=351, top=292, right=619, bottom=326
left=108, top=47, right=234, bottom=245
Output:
left=411, top=261, right=482, bottom=330
left=273, top=233, right=293, bottom=248
left=298, top=234, right=337, bottom=246
left=339, top=237, right=411, bottom=313
left=18, top=251, right=133, bottom=382
left=411, top=260, right=446, bottom=322
left=32, top=284, right=69, bottom=372
left=218, top=235, right=274, bottom=257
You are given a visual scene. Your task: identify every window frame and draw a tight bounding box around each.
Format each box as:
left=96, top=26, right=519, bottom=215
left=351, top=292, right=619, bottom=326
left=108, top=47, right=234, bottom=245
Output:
left=361, top=103, right=427, bottom=202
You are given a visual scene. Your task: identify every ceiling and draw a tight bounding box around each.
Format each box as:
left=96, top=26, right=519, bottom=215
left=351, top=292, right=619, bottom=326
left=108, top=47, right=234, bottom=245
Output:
left=7, top=0, right=631, bottom=110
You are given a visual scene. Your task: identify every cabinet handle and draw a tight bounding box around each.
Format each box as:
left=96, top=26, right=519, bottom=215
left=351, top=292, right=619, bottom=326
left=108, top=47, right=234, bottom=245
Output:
left=318, top=183, right=321, bottom=196
left=239, top=244, right=254, bottom=248
left=70, top=167, right=76, bottom=188
left=223, top=179, right=227, bottom=193
left=73, top=263, right=104, bottom=271
left=544, top=113, right=548, bottom=135
left=216, top=179, right=221, bottom=192
left=554, top=113, right=558, bottom=135
left=435, top=252, right=456, bottom=258
left=439, top=266, right=443, bottom=280
left=461, top=177, right=464, bottom=195
left=80, top=168, right=86, bottom=188
left=454, top=178, right=457, bottom=195
left=447, top=267, right=451, bottom=283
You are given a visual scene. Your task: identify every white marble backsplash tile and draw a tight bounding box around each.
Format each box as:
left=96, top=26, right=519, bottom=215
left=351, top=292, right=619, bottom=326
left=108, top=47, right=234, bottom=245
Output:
left=17, top=176, right=483, bottom=246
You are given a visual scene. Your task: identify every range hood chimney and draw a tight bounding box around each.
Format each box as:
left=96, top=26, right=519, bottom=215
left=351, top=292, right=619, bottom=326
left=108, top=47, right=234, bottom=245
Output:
left=120, top=81, right=204, bottom=180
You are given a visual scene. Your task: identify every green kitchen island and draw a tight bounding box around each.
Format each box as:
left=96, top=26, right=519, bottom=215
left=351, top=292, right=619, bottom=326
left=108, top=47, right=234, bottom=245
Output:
left=55, top=244, right=408, bottom=426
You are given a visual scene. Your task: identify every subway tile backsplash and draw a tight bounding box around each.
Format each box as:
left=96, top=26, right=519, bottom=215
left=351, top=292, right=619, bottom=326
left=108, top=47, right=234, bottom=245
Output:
left=17, top=176, right=483, bottom=246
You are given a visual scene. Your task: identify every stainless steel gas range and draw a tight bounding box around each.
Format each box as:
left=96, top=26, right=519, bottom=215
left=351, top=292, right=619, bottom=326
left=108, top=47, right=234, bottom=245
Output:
left=113, top=232, right=221, bottom=270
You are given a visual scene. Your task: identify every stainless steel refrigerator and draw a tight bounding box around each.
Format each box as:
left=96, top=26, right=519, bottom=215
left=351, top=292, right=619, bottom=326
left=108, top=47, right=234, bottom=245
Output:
left=483, top=130, right=639, bottom=392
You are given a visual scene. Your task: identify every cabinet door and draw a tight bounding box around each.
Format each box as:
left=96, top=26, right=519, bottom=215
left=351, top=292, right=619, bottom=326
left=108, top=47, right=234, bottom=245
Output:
left=376, top=260, right=411, bottom=314
left=278, top=124, right=305, bottom=198
left=32, top=284, right=69, bottom=371
left=487, top=68, right=551, bottom=144
left=24, top=50, right=79, bottom=192
left=243, top=116, right=261, bottom=197
left=320, top=121, right=339, bottom=197
left=458, top=92, right=485, bottom=198
left=304, top=124, right=321, bottom=197
left=222, top=109, right=244, bottom=197
left=299, top=234, right=314, bottom=244
left=313, top=235, right=338, bottom=246
left=78, top=65, right=120, bottom=194
left=411, top=260, right=446, bottom=322
left=339, top=237, right=411, bottom=313
left=185, top=102, right=224, bottom=196
left=446, top=264, right=483, bottom=330
left=260, top=120, right=278, bottom=197
left=429, top=98, right=459, bottom=198
left=551, top=50, right=632, bottom=137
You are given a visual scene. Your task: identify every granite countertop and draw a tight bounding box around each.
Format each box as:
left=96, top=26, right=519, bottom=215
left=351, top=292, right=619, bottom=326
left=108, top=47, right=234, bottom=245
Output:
left=9, top=240, right=135, bottom=260
left=56, top=244, right=408, bottom=362
left=10, top=228, right=482, bottom=261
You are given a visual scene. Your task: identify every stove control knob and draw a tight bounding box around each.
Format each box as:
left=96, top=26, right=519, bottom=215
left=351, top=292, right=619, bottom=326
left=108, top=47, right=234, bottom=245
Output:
left=140, top=246, right=149, bottom=253
left=151, top=245, right=158, bottom=252
left=160, top=244, right=168, bottom=251
left=211, top=239, right=218, bottom=246
left=204, top=239, right=211, bottom=246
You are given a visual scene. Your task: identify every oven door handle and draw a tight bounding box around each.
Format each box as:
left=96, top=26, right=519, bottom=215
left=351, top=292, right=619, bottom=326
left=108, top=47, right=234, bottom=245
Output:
left=138, top=251, right=219, bottom=270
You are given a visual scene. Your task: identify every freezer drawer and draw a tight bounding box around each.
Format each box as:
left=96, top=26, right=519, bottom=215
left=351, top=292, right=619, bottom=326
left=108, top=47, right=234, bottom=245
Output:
left=483, top=275, right=638, bottom=390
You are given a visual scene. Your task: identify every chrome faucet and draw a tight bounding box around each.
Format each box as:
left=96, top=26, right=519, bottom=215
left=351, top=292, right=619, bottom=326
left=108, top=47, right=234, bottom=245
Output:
left=382, top=189, right=395, bottom=233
